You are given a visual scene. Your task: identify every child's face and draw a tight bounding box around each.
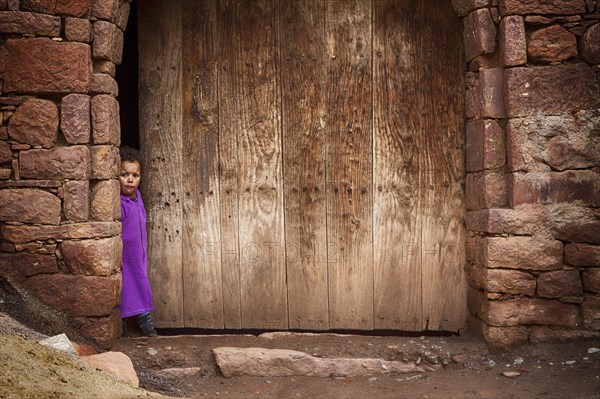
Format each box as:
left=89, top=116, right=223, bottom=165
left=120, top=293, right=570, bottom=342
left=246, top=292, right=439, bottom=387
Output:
left=119, top=160, right=141, bottom=198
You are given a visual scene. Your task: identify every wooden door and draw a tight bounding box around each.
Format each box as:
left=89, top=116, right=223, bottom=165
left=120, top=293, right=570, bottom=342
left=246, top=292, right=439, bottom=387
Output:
left=138, top=0, right=466, bottom=332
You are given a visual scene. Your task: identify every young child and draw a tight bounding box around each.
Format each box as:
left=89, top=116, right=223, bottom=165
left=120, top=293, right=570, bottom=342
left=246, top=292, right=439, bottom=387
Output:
left=118, top=146, right=157, bottom=337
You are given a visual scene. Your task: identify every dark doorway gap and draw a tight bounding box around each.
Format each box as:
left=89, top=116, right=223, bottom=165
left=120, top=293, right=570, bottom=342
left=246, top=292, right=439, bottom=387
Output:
left=116, top=0, right=139, bottom=150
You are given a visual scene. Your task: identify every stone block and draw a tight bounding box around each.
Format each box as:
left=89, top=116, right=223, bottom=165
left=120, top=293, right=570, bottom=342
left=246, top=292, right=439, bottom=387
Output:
left=114, top=1, right=130, bottom=31
left=463, top=8, right=496, bottom=61
left=466, top=172, right=508, bottom=210
left=26, top=273, right=120, bottom=317
left=75, top=309, right=121, bottom=349
left=581, top=23, right=600, bottom=64
left=90, top=179, right=120, bottom=221
left=1, top=221, right=120, bottom=243
left=93, top=60, right=116, bottom=77
left=92, top=20, right=123, bottom=64
left=55, top=0, right=91, bottom=17
left=537, top=270, right=583, bottom=298
left=582, top=296, right=600, bottom=331
left=21, top=0, right=55, bottom=14
left=504, top=64, right=599, bottom=118
left=507, top=110, right=600, bottom=173
left=19, top=146, right=90, bottom=180
left=0, top=188, right=61, bottom=225
left=90, top=73, right=118, bottom=96
left=63, top=180, right=89, bottom=222
left=466, top=120, right=505, bottom=172
left=0, top=11, right=61, bottom=36
left=8, top=99, right=58, bottom=148
left=4, top=38, right=90, bottom=94
left=466, top=69, right=506, bottom=120
left=483, top=236, right=563, bottom=271
left=451, top=0, right=491, bottom=17
left=90, top=145, right=119, bottom=179
left=466, top=206, right=545, bottom=235
left=61, top=236, right=121, bottom=276
left=0, top=252, right=58, bottom=276
left=91, top=0, right=119, bottom=21
left=485, top=268, right=536, bottom=296
left=91, top=95, right=120, bottom=145
left=0, top=140, right=12, bottom=163
left=500, top=15, right=526, bottom=66
left=548, top=205, right=600, bottom=245
left=484, top=325, right=529, bottom=352
left=528, top=25, right=577, bottom=63
left=484, top=297, right=579, bottom=327
left=529, top=326, right=600, bottom=343
left=582, top=268, right=600, bottom=293
left=510, top=171, right=600, bottom=207
left=61, top=94, right=90, bottom=144
left=564, top=243, right=600, bottom=267
left=64, top=17, right=91, bottom=43
left=499, top=0, right=586, bottom=15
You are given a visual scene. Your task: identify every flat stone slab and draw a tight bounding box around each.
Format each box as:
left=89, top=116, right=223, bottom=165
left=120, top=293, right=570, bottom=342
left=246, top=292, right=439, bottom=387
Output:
left=213, top=347, right=430, bottom=378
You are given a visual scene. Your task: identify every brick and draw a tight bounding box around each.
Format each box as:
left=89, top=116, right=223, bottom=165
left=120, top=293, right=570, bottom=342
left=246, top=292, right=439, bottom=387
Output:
left=499, top=15, right=526, bottom=66
left=19, top=146, right=90, bottom=180
left=582, top=268, right=600, bottom=293
left=0, top=10, right=60, bottom=36
left=528, top=25, right=577, bottom=63
left=564, top=243, right=600, bottom=267
left=90, top=145, right=119, bottom=179
left=537, top=270, right=583, bottom=298
left=483, top=237, right=563, bottom=271
left=0, top=140, right=12, bottom=163
left=485, top=268, right=536, bottom=296
left=463, top=8, right=496, bottom=61
left=0, top=188, right=61, bottom=225
left=466, top=172, right=508, bottom=211
left=8, top=99, right=58, bottom=148
left=55, top=0, right=91, bottom=17
left=451, top=0, right=491, bottom=17
left=484, top=325, right=529, bottom=352
left=466, top=206, right=545, bottom=235
left=91, top=95, right=120, bottom=145
left=90, top=73, right=118, bottom=96
left=466, top=120, right=505, bottom=172
left=582, top=22, right=600, bottom=64
left=484, top=297, right=579, bottom=327
left=507, top=110, right=600, bottom=172
left=63, top=180, right=89, bottom=222
left=529, top=326, right=600, bottom=343
left=61, top=94, right=90, bottom=144
left=90, top=179, right=120, bottom=221
left=93, top=60, right=116, bottom=77
left=499, top=0, right=586, bottom=15
left=92, top=20, right=123, bottom=64
left=91, top=0, right=119, bottom=21
left=1, top=221, right=120, bottom=243
left=64, top=17, right=91, bottom=43
left=582, top=296, right=600, bottom=331
left=504, top=64, right=599, bottom=118
left=4, top=38, right=90, bottom=94
left=510, top=171, right=600, bottom=208
left=466, top=69, right=506, bottom=120
left=26, top=274, right=120, bottom=317
left=74, top=309, right=120, bottom=349
left=0, top=252, right=58, bottom=276
left=548, top=205, right=600, bottom=245
left=61, top=236, right=121, bottom=276
left=21, top=0, right=55, bottom=14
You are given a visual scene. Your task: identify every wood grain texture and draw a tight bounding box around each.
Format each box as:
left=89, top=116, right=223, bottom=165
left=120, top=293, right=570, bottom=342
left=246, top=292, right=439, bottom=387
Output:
left=137, top=0, right=184, bottom=327
left=181, top=0, right=224, bottom=328
left=280, top=0, right=329, bottom=330
left=326, top=0, right=374, bottom=330
left=373, top=0, right=423, bottom=331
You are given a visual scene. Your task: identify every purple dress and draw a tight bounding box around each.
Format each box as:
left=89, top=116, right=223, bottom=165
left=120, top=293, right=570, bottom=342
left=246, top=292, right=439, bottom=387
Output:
left=118, top=189, right=154, bottom=318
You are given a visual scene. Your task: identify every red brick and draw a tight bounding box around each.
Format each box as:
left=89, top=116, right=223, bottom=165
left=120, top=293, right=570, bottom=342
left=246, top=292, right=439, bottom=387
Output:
left=90, top=145, right=119, bottom=179
left=500, top=15, right=526, bottom=66
left=0, top=140, right=12, bottom=163
left=0, top=252, right=58, bottom=276
left=61, top=94, right=90, bottom=144
left=549, top=206, right=600, bottom=245
left=564, top=243, right=600, bottom=267
left=582, top=22, right=600, bottom=64
left=483, top=237, right=563, bottom=271
left=8, top=99, right=58, bottom=148
left=92, top=21, right=123, bottom=64
left=91, top=0, right=118, bottom=21
left=4, top=38, right=90, bottom=94
left=90, top=179, right=120, bottom=221
left=64, top=17, right=91, bottom=42
left=463, top=8, right=496, bottom=61
left=63, top=180, right=89, bottom=222
left=466, top=68, right=506, bottom=120
left=90, top=73, right=118, bottom=96
left=466, top=172, right=508, bottom=211
left=74, top=309, right=121, bottom=349
left=93, top=60, right=116, bottom=77
left=0, top=11, right=60, bottom=36
left=451, top=0, right=491, bottom=17
left=61, top=236, right=121, bottom=276
left=114, top=1, right=130, bottom=31
left=0, top=188, right=61, bottom=225
left=499, top=0, right=586, bottom=15
left=91, top=95, right=120, bottom=145
left=504, top=64, right=599, bottom=118
left=484, top=297, right=579, bottom=327
left=537, top=270, right=583, bottom=298
left=582, top=268, right=600, bottom=293
left=528, top=25, right=577, bottom=63
left=485, top=268, right=536, bottom=296
left=510, top=171, right=600, bottom=207
left=55, top=0, right=91, bottom=17
left=21, top=0, right=55, bottom=14
left=466, top=206, right=545, bottom=235
left=466, top=120, right=505, bottom=172
left=19, top=146, right=90, bottom=180
left=1, top=221, right=120, bottom=243
left=582, top=296, right=600, bottom=331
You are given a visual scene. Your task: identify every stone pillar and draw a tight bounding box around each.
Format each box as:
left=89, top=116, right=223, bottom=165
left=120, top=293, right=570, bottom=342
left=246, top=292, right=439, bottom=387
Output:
left=0, top=0, right=131, bottom=348
left=456, top=0, right=600, bottom=351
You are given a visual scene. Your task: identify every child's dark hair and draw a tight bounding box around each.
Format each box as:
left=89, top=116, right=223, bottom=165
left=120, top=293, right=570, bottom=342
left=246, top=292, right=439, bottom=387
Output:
left=120, top=146, right=142, bottom=166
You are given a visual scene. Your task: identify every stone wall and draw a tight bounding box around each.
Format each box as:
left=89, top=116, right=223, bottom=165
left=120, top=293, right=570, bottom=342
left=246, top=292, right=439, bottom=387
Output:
left=0, top=0, right=129, bottom=348
left=454, top=0, right=600, bottom=350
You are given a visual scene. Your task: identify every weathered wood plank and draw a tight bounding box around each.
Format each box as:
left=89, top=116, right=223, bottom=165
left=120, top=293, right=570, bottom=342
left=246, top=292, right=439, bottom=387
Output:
left=373, top=0, right=423, bottom=331
left=217, top=0, right=242, bottom=329
left=181, top=0, right=224, bottom=328
left=326, top=0, right=374, bottom=330
left=221, top=0, right=287, bottom=328
left=280, top=0, right=329, bottom=330
left=137, top=0, right=184, bottom=327
left=419, top=0, right=467, bottom=333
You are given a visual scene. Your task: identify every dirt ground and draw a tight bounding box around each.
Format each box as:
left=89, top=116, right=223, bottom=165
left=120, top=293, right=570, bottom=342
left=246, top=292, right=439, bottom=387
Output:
left=1, top=276, right=599, bottom=399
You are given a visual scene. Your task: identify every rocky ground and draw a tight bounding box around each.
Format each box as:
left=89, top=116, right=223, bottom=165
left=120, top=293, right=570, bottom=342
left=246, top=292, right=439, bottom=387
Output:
left=1, top=276, right=599, bottom=399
